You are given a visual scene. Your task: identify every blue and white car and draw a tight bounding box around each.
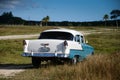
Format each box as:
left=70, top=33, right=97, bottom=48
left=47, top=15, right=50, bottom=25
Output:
left=22, top=29, right=94, bottom=67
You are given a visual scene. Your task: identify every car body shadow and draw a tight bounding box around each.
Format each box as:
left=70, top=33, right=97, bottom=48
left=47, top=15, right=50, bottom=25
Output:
left=0, top=64, right=34, bottom=70
left=0, top=62, right=65, bottom=70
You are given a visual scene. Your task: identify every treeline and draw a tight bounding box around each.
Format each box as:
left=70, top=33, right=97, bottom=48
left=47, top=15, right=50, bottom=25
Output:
left=0, top=12, right=25, bottom=25
left=44, top=20, right=120, bottom=26
left=0, top=12, right=120, bottom=26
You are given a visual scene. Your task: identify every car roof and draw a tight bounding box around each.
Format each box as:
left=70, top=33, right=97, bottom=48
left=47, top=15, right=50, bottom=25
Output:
left=42, top=29, right=83, bottom=36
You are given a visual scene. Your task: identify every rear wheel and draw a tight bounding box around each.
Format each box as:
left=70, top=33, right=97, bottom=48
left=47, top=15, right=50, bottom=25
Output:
left=32, top=57, right=41, bottom=68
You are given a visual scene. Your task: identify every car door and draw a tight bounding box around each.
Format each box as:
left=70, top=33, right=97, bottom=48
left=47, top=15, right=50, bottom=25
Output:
left=80, top=36, right=93, bottom=57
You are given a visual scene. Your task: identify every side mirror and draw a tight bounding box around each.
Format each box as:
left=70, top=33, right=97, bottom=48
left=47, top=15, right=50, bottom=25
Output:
left=85, top=40, right=88, bottom=44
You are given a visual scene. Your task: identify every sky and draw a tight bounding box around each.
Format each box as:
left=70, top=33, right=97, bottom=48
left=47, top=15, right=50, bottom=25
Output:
left=0, top=0, right=120, bottom=22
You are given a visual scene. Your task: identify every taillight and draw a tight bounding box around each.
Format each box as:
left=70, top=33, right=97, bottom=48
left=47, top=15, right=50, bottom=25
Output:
left=23, top=40, right=26, bottom=45
left=64, top=40, right=68, bottom=46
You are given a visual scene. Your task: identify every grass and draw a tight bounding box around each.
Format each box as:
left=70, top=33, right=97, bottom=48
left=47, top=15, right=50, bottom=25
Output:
left=6, top=53, right=120, bottom=80
left=0, top=39, right=31, bottom=64
left=86, top=29, right=120, bottom=54
left=0, top=26, right=120, bottom=80
left=0, top=25, right=53, bottom=36
left=0, top=25, right=116, bottom=36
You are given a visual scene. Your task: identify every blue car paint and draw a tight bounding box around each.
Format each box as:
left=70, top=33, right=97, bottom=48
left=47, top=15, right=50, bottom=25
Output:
left=69, top=43, right=94, bottom=61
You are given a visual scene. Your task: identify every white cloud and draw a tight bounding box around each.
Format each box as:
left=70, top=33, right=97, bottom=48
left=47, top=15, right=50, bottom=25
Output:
left=0, top=0, right=41, bottom=10
left=0, top=0, right=20, bottom=9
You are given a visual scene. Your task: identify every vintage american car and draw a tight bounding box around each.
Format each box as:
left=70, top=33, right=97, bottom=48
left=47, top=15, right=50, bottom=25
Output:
left=22, top=29, right=94, bottom=67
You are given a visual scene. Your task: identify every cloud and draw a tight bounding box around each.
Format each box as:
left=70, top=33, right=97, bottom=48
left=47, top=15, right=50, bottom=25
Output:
left=0, top=0, right=44, bottom=11
left=0, top=0, right=20, bottom=9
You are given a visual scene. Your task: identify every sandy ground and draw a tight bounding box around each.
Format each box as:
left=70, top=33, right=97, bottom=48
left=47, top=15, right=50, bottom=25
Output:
left=0, top=34, right=39, bottom=40
left=0, top=64, right=33, bottom=78
left=0, top=66, right=24, bottom=77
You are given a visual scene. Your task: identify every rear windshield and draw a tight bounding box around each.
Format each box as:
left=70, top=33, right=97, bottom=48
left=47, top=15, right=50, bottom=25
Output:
left=39, top=31, right=73, bottom=40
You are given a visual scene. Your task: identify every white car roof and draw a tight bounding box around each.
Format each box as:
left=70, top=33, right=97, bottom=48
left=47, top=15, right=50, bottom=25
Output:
left=42, top=29, right=83, bottom=36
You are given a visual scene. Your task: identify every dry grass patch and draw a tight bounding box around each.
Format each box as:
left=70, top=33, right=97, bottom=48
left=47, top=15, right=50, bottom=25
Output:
left=10, top=53, right=120, bottom=80
left=0, top=25, right=53, bottom=36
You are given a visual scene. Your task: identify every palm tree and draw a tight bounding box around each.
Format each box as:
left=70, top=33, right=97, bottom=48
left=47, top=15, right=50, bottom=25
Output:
left=42, top=17, right=46, bottom=26
left=103, top=14, right=109, bottom=27
left=41, top=16, right=50, bottom=26
left=110, top=10, right=120, bottom=28
left=45, top=16, right=50, bottom=26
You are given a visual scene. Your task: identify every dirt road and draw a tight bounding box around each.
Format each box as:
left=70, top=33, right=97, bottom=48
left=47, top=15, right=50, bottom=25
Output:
left=0, top=34, right=39, bottom=40
left=0, top=31, right=97, bottom=40
left=0, top=64, right=33, bottom=77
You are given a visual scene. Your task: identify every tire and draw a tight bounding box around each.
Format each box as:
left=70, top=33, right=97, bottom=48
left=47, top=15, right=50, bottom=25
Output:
left=92, top=52, right=94, bottom=55
left=32, top=57, right=41, bottom=68
left=71, top=56, right=78, bottom=65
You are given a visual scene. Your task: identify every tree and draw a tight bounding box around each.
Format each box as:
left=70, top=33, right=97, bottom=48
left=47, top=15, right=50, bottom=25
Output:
left=2, top=11, right=13, bottom=17
left=110, top=10, right=120, bottom=28
left=40, top=17, right=45, bottom=26
left=0, top=11, right=25, bottom=25
left=45, top=16, right=50, bottom=26
left=41, top=16, right=50, bottom=26
left=103, top=14, right=109, bottom=27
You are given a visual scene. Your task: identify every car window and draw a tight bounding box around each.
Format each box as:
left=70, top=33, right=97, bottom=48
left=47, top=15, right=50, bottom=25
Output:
left=75, top=35, right=85, bottom=43
left=39, top=32, right=73, bottom=41
left=75, top=35, right=80, bottom=43
left=81, top=36, right=84, bottom=43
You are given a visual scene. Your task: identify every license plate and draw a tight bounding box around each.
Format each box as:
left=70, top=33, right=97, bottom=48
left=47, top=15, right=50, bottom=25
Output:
left=38, top=47, right=50, bottom=52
